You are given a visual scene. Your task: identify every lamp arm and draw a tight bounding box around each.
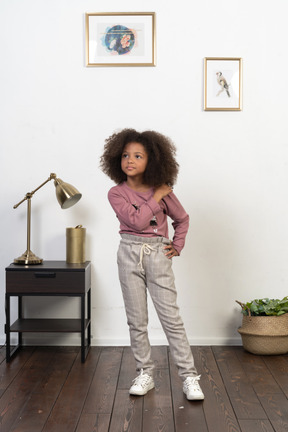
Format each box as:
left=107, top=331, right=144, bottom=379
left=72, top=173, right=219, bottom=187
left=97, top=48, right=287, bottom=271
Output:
left=13, top=173, right=57, bottom=209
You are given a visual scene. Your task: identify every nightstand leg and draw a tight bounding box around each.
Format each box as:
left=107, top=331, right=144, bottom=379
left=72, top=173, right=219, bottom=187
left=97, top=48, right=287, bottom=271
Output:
left=18, top=296, right=23, bottom=346
left=5, top=295, right=23, bottom=362
left=81, top=295, right=85, bottom=363
left=5, top=294, right=11, bottom=362
left=87, top=288, right=91, bottom=348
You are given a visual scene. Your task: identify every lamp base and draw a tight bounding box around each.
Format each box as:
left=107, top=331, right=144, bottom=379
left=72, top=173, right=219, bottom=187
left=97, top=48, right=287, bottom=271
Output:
left=14, top=249, right=43, bottom=265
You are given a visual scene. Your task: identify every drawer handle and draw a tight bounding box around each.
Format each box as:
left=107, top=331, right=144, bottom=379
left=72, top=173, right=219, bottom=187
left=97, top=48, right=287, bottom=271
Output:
left=34, top=272, right=56, bottom=278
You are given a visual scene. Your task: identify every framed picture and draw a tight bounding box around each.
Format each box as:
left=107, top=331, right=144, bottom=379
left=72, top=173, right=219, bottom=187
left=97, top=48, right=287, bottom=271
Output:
left=85, top=12, right=156, bottom=67
left=204, top=58, right=242, bottom=111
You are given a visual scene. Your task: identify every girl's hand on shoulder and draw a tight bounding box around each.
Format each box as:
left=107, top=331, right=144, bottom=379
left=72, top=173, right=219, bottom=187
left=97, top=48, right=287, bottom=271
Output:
left=153, top=184, right=173, bottom=202
left=163, top=243, right=179, bottom=259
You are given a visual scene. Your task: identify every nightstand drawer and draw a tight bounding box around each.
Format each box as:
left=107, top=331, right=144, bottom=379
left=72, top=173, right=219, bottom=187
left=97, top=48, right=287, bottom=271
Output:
left=6, top=270, right=85, bottom=294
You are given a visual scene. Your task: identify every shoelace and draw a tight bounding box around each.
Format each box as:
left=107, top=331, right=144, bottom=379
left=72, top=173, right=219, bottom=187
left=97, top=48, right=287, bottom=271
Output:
left=185, top=375, right=201, bottom=390
left=132, top=369, right=151, bottom=387
left=138, top=243, right=156, bottom=271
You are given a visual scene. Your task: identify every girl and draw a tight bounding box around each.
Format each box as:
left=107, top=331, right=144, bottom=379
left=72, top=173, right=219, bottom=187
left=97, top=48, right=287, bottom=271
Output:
left=100, top=129, right=204, bottom=400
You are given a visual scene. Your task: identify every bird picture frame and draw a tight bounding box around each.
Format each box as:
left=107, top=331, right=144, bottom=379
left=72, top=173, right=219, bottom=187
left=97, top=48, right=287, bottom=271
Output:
left=204, top=57, right=242, bottom=111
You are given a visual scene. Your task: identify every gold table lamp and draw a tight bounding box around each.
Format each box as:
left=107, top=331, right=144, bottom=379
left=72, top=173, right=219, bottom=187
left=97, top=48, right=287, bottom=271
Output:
left=13, top=173, right=82, bottom=265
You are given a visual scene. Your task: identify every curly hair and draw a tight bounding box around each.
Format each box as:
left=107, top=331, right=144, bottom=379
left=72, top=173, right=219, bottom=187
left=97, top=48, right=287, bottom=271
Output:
left=100, top=128, right=179, bottom=186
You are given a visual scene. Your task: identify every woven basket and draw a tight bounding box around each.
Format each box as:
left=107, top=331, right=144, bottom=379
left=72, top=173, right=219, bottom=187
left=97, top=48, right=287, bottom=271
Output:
left=238, top=313, right=288, bottom=355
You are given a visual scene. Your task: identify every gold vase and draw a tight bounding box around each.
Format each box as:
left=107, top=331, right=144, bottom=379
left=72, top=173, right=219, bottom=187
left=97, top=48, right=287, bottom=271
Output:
left=66, top=225, right=86, bottom=263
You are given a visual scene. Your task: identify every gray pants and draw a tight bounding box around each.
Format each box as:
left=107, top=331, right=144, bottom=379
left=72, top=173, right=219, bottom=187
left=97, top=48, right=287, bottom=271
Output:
left=117, top=234, right=197, bottom=381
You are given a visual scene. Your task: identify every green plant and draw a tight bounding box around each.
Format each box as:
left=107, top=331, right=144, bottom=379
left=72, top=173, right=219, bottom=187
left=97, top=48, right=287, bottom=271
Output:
left=236, top=296, right=288, bottom=316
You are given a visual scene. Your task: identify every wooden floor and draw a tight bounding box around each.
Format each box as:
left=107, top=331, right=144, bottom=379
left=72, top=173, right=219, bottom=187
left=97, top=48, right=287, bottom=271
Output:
left=1, top=345, right=288, bottom=432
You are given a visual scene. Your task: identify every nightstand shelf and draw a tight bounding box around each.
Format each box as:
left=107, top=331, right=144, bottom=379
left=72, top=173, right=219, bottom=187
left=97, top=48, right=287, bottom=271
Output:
left=9, top=318, right=91, bottom=333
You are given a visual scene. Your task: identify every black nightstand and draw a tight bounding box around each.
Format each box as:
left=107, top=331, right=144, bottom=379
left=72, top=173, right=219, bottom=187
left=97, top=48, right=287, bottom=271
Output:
left=5, top=261, right=91, bottom=363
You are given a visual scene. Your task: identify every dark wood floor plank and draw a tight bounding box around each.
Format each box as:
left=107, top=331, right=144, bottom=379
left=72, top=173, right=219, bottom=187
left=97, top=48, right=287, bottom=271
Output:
left=256, top=393, right=288, bottom=432
left=75, top=413, right=111, bottom=432
left=42, top=347, right=102, bottom=432
left=238, top=419, right=275, bottom=432
left=235, top=348, right=282, bottom=394
left=143, top=368, right=174, bottom=432
left=109, top=390, right=143, bottom=432
left=192, top=346, right=241, bottom=432
left=0, top=347, right=34, bottom=398
left=81, top=347, right=123, bottom=416
left=212, top=346, right=267, bottom=420
left=0, top=348, right=59, bottom=432
left=9, top=348, right=79, bottom=432
left=263, top=355, right=288, bottom=398
left=169, top=351, right=208, bottom=432
left=235, top=348, right=288, bottom=432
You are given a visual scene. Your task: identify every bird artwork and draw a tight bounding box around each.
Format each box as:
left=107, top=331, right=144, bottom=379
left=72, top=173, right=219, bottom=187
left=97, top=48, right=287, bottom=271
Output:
left=216, top=72, right=230, bottom=97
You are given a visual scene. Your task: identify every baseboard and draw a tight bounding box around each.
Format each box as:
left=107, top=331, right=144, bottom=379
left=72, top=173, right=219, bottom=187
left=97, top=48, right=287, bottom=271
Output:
left=0, top=335, right=242, bottom=347
left=91, top=336, right=242, bottom=346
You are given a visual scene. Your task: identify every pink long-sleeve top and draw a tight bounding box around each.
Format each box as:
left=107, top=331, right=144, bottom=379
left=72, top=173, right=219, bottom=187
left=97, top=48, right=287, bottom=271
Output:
left=108, top=182, right=189, bottom=254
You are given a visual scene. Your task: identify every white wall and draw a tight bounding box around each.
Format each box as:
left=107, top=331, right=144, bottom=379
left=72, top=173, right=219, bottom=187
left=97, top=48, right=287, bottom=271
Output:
left=1, top=0, right=288, bottom=347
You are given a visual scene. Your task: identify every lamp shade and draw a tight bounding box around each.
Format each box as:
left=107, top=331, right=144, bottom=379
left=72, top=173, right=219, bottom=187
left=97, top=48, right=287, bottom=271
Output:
left=54, top=178, right=82, bottom=209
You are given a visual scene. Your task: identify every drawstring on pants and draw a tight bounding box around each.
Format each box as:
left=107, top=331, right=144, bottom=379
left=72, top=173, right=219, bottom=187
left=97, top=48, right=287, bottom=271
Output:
left=138, top=243, right=156, bottom=271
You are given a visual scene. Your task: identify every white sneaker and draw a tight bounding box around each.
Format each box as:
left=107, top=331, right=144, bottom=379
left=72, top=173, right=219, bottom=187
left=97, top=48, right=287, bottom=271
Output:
left=183, top=375, right=204, bottom=400
left=129, top=369, right=155, bottom=396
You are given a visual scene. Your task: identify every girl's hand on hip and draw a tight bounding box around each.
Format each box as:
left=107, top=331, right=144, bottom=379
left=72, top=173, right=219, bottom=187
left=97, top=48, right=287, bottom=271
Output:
left=164, top=243, right=179, bottom=259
